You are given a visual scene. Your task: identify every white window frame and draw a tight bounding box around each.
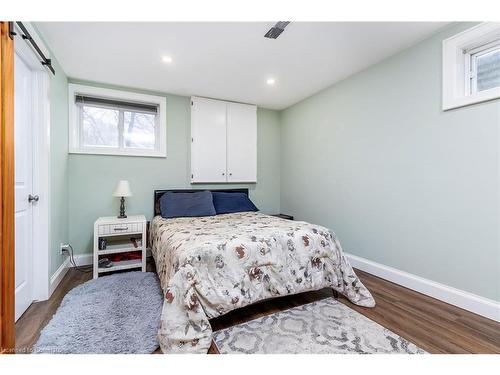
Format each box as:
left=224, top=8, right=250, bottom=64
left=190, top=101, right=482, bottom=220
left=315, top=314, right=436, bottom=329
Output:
left=68, top=83, right=167, bottom=157
left=465, top=41, right=500, bottom=95
left=442, top=22, right=500, bottom=111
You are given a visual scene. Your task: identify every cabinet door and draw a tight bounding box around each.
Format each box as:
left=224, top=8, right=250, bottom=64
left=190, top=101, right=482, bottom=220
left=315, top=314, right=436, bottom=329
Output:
left=227, top=102, right=257, bottom=183
left=191, top=97, right=227, bottom=183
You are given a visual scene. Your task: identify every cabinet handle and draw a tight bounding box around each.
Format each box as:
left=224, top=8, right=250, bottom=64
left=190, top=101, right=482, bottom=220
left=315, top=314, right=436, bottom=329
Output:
left=222, top=172, right=225, bottom=176
left=229, top=173, right=232, bottom=176
left=114, top=227, right=129, bottom=231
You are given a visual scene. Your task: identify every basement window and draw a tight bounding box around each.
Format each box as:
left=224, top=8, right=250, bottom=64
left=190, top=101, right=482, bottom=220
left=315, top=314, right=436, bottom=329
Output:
left=69, top=84, right=167, bottom=157
left=442, top=23, right=500, bottom=110
left=466, top=42, right=500, bottom=94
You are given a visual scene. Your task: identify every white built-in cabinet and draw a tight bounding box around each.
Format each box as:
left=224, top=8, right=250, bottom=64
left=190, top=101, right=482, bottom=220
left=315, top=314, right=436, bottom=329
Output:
left=191, top=96, right=257, bottom=183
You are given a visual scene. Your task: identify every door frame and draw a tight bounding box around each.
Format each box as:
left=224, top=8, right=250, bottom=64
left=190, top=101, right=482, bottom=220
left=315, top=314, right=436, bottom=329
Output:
left=13, top=26, right=51, bottom=302
left=1, top=21, right=15, bottom=353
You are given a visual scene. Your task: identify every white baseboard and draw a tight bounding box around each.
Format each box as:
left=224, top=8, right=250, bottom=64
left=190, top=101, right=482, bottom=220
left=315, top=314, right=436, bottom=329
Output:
left=51, top=251, right=498, bottom=321
left=49, top=257, right=70, bottom=296
left=73, top=254, right=93, bottom=267
left=49, top=254, right=92, bottom=296
left=346, top=253, right=500, bottom=322
left=49, top=251, right=152, bottom=296
left=71, top=250, right=152, bottom=268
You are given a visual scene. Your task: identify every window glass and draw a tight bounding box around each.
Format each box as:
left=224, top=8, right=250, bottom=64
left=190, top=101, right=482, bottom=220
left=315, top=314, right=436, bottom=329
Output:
left=476, top=47, right=500, bottom=92
left=82, top=106, right=119, bottom=147
left=123, top=111, right=156, bottom=149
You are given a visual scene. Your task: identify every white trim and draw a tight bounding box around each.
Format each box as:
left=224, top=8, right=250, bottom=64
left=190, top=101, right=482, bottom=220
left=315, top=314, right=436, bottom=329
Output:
left=72, top=254, right=94, bottom=267
left=49, top=254, right=93, bottom=295
left=68, top=83, right=167, bottom=157
left=14, top=32, right=52, bottom=303
left=49, top=253, right=95, bottom=294
left=72, top=253, right=151, bottom=267
left=68, top=252, right=152, bottom=269
left=31, top=71, right=51, bottom=301
left=62, top=252, right=500, bottom=322
left=49, top=257, right=70, bottom=296
left=346, top=253, right=500, bottom=322
left=68, top=147, right=166, bottom=158
left=442, top=22, right=500, bottom=110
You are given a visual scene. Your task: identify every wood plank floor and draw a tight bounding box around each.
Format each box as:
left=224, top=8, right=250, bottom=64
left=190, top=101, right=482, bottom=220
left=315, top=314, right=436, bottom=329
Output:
left=15, top=261, right=500, bottom=354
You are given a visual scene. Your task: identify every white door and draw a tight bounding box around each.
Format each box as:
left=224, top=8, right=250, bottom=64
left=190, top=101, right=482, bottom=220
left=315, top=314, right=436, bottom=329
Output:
left=226, top=102, right=257, bottom=183
left=191, top=97, right=228, bottom=183
left=14, top=53, right=34, bottom=321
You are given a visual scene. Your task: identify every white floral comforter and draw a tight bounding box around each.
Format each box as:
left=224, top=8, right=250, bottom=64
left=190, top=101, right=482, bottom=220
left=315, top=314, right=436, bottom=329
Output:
left=150, top=212, right=375, bottom=353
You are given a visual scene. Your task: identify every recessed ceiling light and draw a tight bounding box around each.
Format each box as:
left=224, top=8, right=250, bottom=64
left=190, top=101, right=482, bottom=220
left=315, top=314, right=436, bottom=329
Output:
left=266, top=78, right=276, bottom=86
left=162, top=56, right=173, bottom=64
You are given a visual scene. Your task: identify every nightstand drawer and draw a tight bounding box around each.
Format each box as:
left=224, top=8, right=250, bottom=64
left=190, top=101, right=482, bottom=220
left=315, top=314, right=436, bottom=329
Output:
left=98, top=222, right=143, bottom=235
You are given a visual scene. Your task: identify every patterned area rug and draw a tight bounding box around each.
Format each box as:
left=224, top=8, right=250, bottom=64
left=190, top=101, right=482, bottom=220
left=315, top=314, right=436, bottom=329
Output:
left=213, top=298, right=425, bottom=354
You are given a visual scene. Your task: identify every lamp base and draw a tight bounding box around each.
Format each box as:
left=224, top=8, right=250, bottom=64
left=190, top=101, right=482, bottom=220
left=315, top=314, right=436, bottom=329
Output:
left=117, top=196, right=127, bottom=219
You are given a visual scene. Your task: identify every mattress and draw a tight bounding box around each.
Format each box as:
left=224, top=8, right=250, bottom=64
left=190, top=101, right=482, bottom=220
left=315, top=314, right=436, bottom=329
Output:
left=150, top=211, right=375, bottom=353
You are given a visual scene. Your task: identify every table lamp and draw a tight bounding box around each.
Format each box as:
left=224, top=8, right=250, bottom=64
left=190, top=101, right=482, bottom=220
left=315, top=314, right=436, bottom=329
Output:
left=113, top=180, right=132, bottom=219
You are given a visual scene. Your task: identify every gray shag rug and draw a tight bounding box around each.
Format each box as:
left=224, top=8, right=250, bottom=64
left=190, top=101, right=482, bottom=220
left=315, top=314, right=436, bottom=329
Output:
left=34, top=271, right=163, bottom=354
left=213, top=298, right=426, bottom=354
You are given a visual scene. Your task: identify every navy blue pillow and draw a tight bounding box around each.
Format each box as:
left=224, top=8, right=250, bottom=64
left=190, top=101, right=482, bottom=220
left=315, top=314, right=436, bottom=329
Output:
left=212, top=192, right=258, bottom=214
left=160, top=191, right=216, bottom=219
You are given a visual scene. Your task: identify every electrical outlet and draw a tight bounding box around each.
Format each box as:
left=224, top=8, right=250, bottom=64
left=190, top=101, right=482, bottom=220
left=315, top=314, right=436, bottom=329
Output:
left=60, top=243, right=70, bottom=255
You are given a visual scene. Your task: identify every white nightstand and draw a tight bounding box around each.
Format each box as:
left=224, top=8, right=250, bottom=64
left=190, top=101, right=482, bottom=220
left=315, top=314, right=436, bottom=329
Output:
left=93, top=215, right=147, bottom=279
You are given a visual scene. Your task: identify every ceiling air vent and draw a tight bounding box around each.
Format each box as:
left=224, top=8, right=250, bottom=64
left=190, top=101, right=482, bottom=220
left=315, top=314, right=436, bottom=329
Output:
left=264, top=21, right=290, bottom=39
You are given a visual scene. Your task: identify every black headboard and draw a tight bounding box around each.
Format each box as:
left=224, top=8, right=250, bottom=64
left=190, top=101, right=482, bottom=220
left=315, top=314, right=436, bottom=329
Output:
left=154, top=188, right=249, bottom=216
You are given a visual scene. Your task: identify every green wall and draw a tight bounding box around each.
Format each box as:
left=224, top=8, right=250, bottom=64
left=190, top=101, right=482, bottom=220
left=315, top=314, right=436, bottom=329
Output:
left=49, top=57, right=70, bottom=274
left=67, top=80, right=281, bottom=256
left=42, top=22, right=499, bottom=302
left=280, top=23, right=500, bottom=301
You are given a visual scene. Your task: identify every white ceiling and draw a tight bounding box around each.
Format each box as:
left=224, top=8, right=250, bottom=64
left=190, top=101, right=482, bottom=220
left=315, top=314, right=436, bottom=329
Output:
left=35, top=22, right=448, bottom=110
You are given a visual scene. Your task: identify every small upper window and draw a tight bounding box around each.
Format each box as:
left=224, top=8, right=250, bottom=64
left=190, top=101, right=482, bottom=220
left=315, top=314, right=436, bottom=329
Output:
left=442, top=23, right=500, bottom=110
left=467, top=42, right=500, bottom=94
left=69, top=84, right=167, bottom=157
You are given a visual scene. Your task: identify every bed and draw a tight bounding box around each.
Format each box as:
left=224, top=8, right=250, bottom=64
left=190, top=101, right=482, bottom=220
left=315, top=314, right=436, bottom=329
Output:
left=150, top=189, right=375, bottom=353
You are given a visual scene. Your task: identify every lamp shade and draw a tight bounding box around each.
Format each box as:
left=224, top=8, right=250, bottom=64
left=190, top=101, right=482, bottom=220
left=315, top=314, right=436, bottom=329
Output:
left=113, top=180, right=133, bottom=197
